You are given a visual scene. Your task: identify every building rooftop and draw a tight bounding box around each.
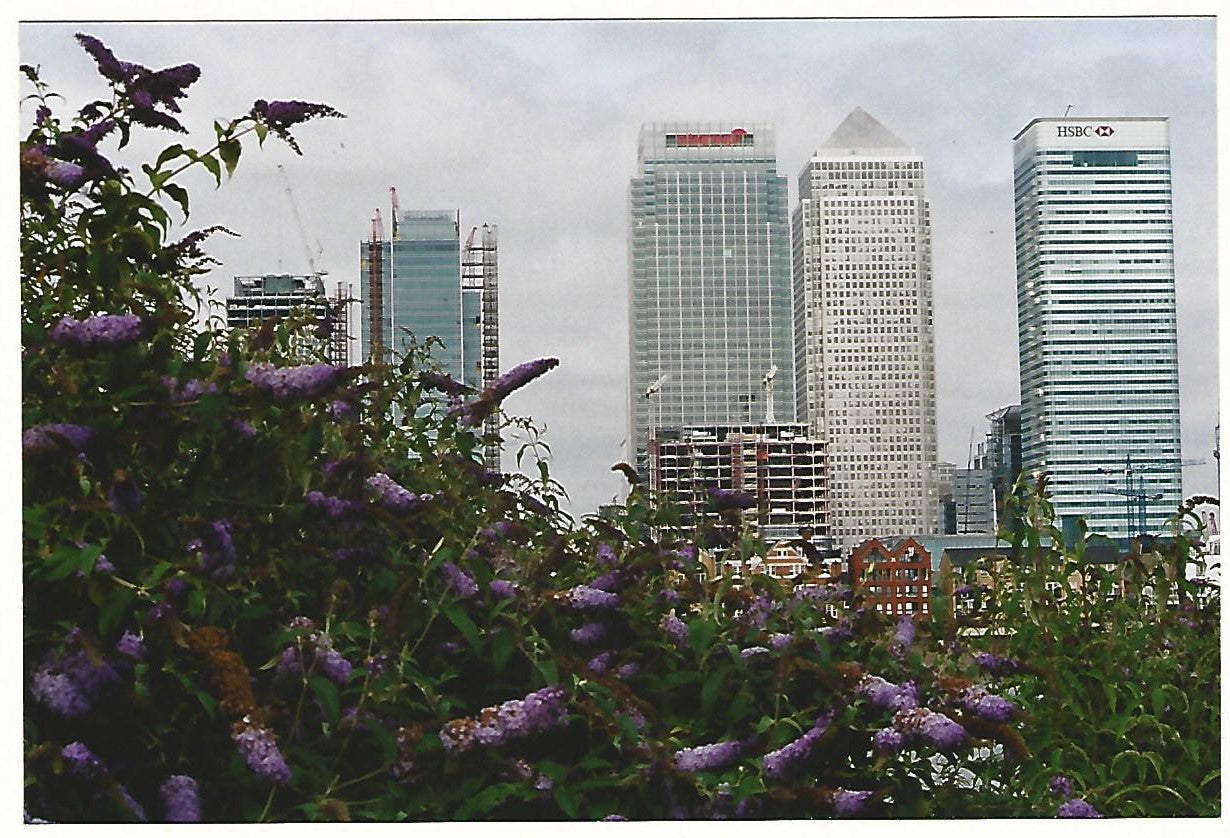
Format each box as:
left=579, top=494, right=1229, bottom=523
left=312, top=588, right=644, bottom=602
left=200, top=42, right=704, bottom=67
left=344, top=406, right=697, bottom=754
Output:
left=821, top=107, right=908, bottom=151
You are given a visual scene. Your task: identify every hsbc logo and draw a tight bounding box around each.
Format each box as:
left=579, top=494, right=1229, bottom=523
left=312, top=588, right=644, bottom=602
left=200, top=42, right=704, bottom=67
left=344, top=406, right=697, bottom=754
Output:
left=1057, top=124, right=1115, bottom=138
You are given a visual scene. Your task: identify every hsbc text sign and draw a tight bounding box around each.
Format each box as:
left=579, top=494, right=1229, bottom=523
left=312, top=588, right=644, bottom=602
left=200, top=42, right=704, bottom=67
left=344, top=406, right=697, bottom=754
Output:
left=1057, top=124, right=1116, bottom=138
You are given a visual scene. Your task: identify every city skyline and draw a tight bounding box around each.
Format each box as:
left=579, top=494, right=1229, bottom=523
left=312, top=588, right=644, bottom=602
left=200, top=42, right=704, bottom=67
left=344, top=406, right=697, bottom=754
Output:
left=16, top=16, right=1219, bottom=516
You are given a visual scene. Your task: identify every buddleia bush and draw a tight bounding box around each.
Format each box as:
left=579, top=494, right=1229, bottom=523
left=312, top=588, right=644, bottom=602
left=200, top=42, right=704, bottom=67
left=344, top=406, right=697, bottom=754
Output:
left=26, top=34, right=1214, bottom=823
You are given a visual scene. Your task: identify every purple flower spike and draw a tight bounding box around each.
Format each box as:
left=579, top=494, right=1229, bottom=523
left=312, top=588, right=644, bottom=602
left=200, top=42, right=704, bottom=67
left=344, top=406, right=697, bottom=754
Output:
left=857, top=675, right=919, bottom=712
left=762, top=712, right=833, bottom=779
left=662, top=613, right=688, bottom=649
left=740, top=646, right=770, bottom=660
left=160, top=775, right=201, bottom=823
left=49, top=314, right=145, bottom=350
left=595, top=542, right=618, bottom=567
left=45, top=160, right=87, bottom=188
left=489, top=579, right=519, bottom=599
left=22, top=423, right=94, bottom=456
left=366, top=473, right=422, bottom=514
left=115, top=630, right=145, bottom=660
left=570, top=622, right=608, bottom=646
left=1049, top=775, right=1074, bottom=799
left=706, top=485, right=756, bottom=511
left=832, top=789, right=873, bottom=817
left=246, top=361, right=343, bottom=402
left=563, top=585, right=620, bottom=611
left=61, top=741, right=103, bottom=775
left=961, top=686, right=1016, bottom=723
left=441, top=562, right=479, bottom=599
left=232, top=722, right=291, bottom=785
left=674, top=740, right=742, bottom=773
left=918, top=711, right=967, bottom=750
left=76, top=34, right=129, bottom=82
left=873, top=727, right=904, bottom=755
left=459, top=358, right=559, bottom=425
left=1057, top=798, right=1102, bottom=818
left=251, top=99, right=345, bottom=129
left=315, top=646, right=353, bottom=685
left=892, top=613, right=915, bottom=652
left=973, top=652, right=1022, bottom=676
left=586, top=651, right=615, bottom=675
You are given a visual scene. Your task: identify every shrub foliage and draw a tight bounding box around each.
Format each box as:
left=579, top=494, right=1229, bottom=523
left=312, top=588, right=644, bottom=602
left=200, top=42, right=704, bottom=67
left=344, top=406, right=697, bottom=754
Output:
left=22, top=36, right=1219, bottom=822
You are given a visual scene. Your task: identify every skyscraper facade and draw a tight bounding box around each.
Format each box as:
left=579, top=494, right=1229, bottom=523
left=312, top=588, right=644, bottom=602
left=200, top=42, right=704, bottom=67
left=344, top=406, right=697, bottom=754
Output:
left=360, top=210, right=500, bottom=469
left=1012, top=117, right=1181, bottom=538
left=627, top=123, right=795, bottom=475
left=226, top=272, right=349, bottom=365
left=793, top=108, right=939, bottom=548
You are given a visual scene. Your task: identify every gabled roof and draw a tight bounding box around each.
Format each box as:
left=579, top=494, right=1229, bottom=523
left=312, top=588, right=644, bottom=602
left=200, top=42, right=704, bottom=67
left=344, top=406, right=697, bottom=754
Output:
left=822, top=107, right=908, bottom=150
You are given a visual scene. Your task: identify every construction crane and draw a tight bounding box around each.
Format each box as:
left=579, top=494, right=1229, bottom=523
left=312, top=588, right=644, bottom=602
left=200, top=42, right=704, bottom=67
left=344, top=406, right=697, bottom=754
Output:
left=1098, top=454, right=1207, bottom=536
left=366, top=208, right=384, bottom=364
left=276, top=164, right=327, bottom=278
left=762, top=365, right=778, bottom=424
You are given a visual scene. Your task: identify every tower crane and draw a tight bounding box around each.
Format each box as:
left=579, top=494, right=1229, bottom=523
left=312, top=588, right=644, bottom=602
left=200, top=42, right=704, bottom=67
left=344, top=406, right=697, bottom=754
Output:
left=1098, top=454, right=1207, bottom=536
left=276, top=164, right=327, bottom=278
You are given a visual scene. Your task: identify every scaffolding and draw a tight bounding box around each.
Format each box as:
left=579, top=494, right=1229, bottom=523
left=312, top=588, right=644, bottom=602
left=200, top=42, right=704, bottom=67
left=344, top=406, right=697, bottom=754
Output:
left=462, top=224, right=500, bottom=471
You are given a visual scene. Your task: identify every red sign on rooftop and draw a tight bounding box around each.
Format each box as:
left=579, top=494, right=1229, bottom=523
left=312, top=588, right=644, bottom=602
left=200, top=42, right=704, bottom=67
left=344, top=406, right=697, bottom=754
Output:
left=666, top=128, right=754, bottom=148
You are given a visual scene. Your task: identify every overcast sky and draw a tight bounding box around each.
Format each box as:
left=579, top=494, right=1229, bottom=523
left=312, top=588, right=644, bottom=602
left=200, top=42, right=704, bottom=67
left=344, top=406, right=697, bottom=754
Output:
left=17, top=12, right=1220, bottom=516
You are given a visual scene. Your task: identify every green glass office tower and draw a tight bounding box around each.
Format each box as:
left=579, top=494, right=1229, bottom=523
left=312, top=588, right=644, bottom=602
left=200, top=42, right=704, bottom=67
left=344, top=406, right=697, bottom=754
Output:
left=627, top=122, right=794, bottom=475
left=1013, top=117, right=1181, bottom=539
left=360, top=210, right=500, bottom=469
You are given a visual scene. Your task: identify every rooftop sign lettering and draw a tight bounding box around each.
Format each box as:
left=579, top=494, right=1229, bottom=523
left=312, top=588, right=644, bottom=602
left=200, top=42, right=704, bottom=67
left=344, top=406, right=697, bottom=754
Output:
left=665, top=128, right=754, bottom=148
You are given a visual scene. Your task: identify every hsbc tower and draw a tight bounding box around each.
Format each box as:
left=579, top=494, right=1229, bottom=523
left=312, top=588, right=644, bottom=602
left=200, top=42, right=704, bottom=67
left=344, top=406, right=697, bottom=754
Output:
left=1012, top=117, right=1182, bottom=539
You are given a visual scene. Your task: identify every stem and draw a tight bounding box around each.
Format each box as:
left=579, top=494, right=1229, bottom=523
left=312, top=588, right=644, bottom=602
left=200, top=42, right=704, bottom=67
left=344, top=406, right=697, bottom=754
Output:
left=142, top=121, right=258, bottom=198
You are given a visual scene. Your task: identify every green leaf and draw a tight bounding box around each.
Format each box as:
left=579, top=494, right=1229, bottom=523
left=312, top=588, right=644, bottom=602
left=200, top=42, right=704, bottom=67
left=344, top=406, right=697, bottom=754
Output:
left=156, top=143, right=187, bottom=167
left=1150, top=687, right=1165, bottom=718
left=700, top=665, right=727, bottom=714
left=198, top=152, right=221, bottom=185
left=443, top=605, right=481, bottom=651
left=309, top=675, right=340, bottom=725
left=99, top=587, right=136, bottom=636
left=688, top=618, right=717, bottom=657
left=536, top=656, right=559, bottom=686
left=491, top=628, right=514, bottom=673
left=163, top=182, right=190, bottom=219
left=218, top=138, right=242, bottom=178
left=552, top=785, right=581, bottom=819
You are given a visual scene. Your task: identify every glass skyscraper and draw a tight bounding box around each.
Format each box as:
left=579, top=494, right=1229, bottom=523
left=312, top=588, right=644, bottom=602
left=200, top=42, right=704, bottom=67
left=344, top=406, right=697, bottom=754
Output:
left=793, top=108, right=939, bottom=547
left=1012, top=117, right=1181, bottom=539
left=361, top=210, right=463, bottom=375
left=627, top=122, right=794, bottom=475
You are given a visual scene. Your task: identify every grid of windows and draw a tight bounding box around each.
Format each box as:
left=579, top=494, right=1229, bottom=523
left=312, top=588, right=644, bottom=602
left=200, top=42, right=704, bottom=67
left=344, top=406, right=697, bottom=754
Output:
left=628, top=123, right=795, bottom=475
left=793, top=110, right=939, bottom=549
left=1012, top=119, right=1181, bottom=538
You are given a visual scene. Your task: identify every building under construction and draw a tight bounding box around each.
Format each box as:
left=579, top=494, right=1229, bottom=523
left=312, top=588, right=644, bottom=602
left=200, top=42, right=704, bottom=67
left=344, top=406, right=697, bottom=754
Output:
left=650, top=422, right=832, bottom=557
left=361, top=197, right=500, bottom=470
left=226, top=273, right=350, bottom=366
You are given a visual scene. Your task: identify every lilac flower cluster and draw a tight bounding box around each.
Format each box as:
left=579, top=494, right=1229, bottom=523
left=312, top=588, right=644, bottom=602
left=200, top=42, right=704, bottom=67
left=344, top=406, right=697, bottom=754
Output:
left=570, top=622, right=608, bottom=646
left=246, top=361, right=344, bottom=402
left=191, top=520, right=236, bottom=581
left=439, top=686, right=568, bottom=754
left=29, top=648, right=120, bottom=717
left=767, top=632, right=791, bottom=651
left=50, top=314, right=145, bottom=350
left=61, top=741, right=103, bottom=775
left=762, top=711, right=834, bottom=779
left=706, top=486, right=756, bottom=511
left=586, top=652, right=615, bottom=675
left=595, top=542, right=618, bottom=567
left=562, top=585, right=620, bottom=611
left=457, top=358, right=560, bottom=425
left=615, top=662, right=640, bottom=680
left=740, top=646, right=770, bottom=660
left=674, top=739, right=743, bottom=773
left=250, top=98, right=345, bottom=129
left=892, top=614, right=916, bottom=653
left=857, top=675, right=919, bottom=712
left=22, top=423, right=94, bottom=456
left=832, top=789, right=873, bottom=817
left=973, top=652, right=1023, bottom=676
left=232, top=721, right=292, bottom=784
left=160, top=775, right=201, bottom=823
left=326, top=400, right=353, bottom=420
left=162, top=376, right=217, bottom=403
left=441, top=562, right=479, bottom=599
left=314, top=642, right=353, bottom=685
left=872, top=727, right=905, bottom=755
left=365, top=473, right=428, bottom=513
left=793, top=583, right=851, bottom=604
left=419, top=370, right=470, bottom=395
left=489, top=579, right=519, bottom=599
left=1049, top=775, right=1074, bottom=798
left=77, top=34, right=201, bottom=133
left=960, top=686, right=1016, bottom=723
left=304, top=490, right=363, bottom=519
left=892, top=707, right=967, bottom=751
left=662, top=613, right=688, bottom=649
left=115, top=630, right=145, bottom=660
left=1057, top=798, right=1102, bottom=818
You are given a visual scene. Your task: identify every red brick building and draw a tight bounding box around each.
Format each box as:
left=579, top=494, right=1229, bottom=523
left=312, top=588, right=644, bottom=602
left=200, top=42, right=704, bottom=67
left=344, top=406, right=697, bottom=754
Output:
left=849, top=537, right=931, bottom=617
